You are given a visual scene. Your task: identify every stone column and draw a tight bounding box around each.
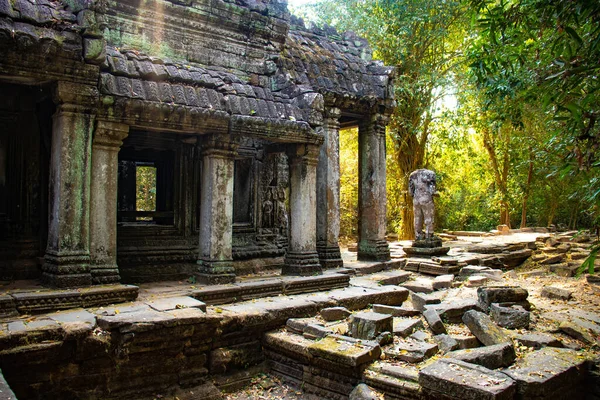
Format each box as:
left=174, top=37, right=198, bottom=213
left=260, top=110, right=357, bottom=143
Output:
left=42, top=82, right=98, bottom=288
left=316, top=107, right=343, bottom=268
left=358, top=113, right=391, bottom=261
left=89, top=121, right=129, bottom=284
left=283, top=144, right=322, bottom=276
left=196, top=134, right=238, bottom=284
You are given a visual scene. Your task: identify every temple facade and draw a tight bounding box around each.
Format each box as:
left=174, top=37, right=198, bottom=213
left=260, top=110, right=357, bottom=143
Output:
left=0, top=0, right=395, bottom=287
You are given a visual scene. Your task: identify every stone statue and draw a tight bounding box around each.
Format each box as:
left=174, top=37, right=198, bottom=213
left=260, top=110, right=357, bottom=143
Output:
left=262, top=188, right=274, bottom=228
left=409, top=169, right=437, bottom=240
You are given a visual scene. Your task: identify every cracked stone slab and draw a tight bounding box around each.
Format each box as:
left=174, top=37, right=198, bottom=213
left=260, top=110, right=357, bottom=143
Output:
left=373, top=304, right=420, bottom=317
left=463, top=310, right=511, bottom=346
left=445, top=342, right=515, bottom=369
left=308, top=336, right=381, bottom=367
left=386, top=339, right=438, bottom=363
left=145, top=296, right=207, bottom=312
left=350, top=311, right=393, bottom=340
left=420, top=358, right=516, bottom=400
left=512, top=332, right=563, bottom=349
left=393, top=318, right=424, bottom=337
left=502, top=347, right=590, bottom=399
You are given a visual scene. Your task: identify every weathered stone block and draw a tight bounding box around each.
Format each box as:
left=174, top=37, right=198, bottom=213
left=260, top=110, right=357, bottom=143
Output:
left=419, top=359, right=516, bottom=400
left=433, top=298, right=479, bottom=323
left=411, top=292, right=441, bottom=312
left=490, top=303, right=530, bottom=329
left=303, top=323, right=332, bottom=340
left=401, top=280, right=434, bottom=294
left=560, top=322, right=596, bottom=344
left=445, top=342, right=515, bottom=369
left=320, top=307, right=351, bottom=321
left=477, top=286, right=529, bottom=312
left=308, top=336, right=381, bottom=367
left=423, top=307, right=447, bottom=335
left=463, top=310, right=511, bottom=346
left=541, top=254, right=565, bottom=265
left=410, top=330, right=429, bottom=342
left=432, top=274, right=454, bottom=290
left=373, top=304, right=419, bottom=317
left=433, top=334, right=459, bottom=354
left=209, top=341, right=264, bottom=374
left=393, top=318, right=424, bottom=338
left=145, top=296, right=207, bottom=312
left=349, top=383, right=381, bottom=400
left=466, top=275, right=488, bottom=287
left=502, top=348, right=589, bottom=399
left=386, top=340, right=438, bottom=363
left=512, top=333, right=563, bottom=349
left=350, top=312, right=393, bottom=340
left=452, top=335, right=481, bottom=349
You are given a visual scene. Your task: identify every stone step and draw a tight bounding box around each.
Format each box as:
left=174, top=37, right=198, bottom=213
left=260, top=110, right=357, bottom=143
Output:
left=192, top=273, right=350, bottom=305
left=5, top=284, right=139, bottom=315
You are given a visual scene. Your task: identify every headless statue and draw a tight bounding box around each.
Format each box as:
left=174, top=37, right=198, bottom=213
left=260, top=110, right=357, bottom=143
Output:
left=408, top=169, right=437, bottom=240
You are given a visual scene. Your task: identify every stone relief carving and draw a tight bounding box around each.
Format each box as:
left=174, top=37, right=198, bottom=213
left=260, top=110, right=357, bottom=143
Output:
left=262, top=188, right=274, bottom=228
left=259, top=153, right=289, bottom=237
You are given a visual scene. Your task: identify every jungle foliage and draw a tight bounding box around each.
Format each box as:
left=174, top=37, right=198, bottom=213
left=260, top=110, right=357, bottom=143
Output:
left=295, top=0, right=600, bottom=240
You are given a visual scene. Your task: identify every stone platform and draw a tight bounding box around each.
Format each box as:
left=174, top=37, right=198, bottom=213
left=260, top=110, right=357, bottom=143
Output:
left=0, top=284, right=139, bottom=317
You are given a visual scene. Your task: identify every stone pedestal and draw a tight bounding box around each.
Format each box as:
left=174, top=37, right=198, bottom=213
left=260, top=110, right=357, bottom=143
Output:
left=283, top=144, right=322, bottom=276
left=403, top=237, right=450, bottom=257
left=89, top=121, right=129, bottom=284
left=317, top=107, right=343, bottom=268
left=42, top=82, right=98, bottom=288
left=358, top=114, right=390, bottom=261
left=196, top=134, right=238, bottom=284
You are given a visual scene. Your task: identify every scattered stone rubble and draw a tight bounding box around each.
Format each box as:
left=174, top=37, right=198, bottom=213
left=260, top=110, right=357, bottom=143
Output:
left=1, top=230, right=599, bottom=399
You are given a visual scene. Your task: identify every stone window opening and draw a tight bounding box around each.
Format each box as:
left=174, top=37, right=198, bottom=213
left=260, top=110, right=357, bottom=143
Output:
left=135, top=163, right=157, bottom=222
left=117, top=131, right=175, bottom=226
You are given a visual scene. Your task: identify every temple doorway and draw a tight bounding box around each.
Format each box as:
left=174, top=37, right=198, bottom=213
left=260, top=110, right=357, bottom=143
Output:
left=0, top=82, right=54, bottom=281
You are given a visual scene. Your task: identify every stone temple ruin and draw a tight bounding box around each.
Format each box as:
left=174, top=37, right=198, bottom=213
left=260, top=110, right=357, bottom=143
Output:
left=1, top=1, right=600, bottom=400
left=0, top=0, right=394, bottom=289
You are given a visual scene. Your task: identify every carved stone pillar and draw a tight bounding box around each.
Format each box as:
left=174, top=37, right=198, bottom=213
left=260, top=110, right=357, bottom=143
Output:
left=283, top=144, right=322, bottom=276
left=42, top=82, right=98, bottom=288
left=89, top=121, right=129, bottom=284
left=196, top=134, right=238, bottom=284
left=358, top=113, right=391, bottom=261
left=317, top=107, right=343, bottom=268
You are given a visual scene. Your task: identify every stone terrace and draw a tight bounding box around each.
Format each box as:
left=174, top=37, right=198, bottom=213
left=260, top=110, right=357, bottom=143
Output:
left=1, top=231, right=600, bottom=399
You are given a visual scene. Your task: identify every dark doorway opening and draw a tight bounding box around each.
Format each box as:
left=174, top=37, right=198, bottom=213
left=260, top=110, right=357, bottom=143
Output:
left=0, top=82, right=54, bottom=281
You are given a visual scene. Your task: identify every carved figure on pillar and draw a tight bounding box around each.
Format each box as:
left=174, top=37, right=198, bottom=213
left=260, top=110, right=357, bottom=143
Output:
left=276, top=188, right=288, bottom=236
left=408, top=168, right=437, bottom=240
left=262, top=188, right=274, bottom=228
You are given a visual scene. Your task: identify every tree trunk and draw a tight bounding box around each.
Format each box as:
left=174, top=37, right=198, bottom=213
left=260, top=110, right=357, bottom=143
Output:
left=520, top=150, right=534, bottom=228
left=482, top=126, right=512, bottom=228
left=391, top=108, right=431, bottom=240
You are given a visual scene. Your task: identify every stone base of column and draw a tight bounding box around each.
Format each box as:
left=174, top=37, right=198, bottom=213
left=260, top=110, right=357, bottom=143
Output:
left=282, top=251, right=322, bottom=276
left=90, top=264, right=121, bottom=284
left=317, top=242, right=343, bottom=269
left=41, top=252, right=92, bottom=288
left=357, top=240, right=390, bottom=261
left=196, top=260, right=236, bottom=284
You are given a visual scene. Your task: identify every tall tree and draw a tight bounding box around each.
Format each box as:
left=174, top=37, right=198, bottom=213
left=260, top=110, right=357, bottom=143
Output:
left=306, top=0, right=468, bottom=238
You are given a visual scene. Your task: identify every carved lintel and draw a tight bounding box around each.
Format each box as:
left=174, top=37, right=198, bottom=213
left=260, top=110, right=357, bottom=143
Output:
left=53, top=81, right=99, bottom=111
